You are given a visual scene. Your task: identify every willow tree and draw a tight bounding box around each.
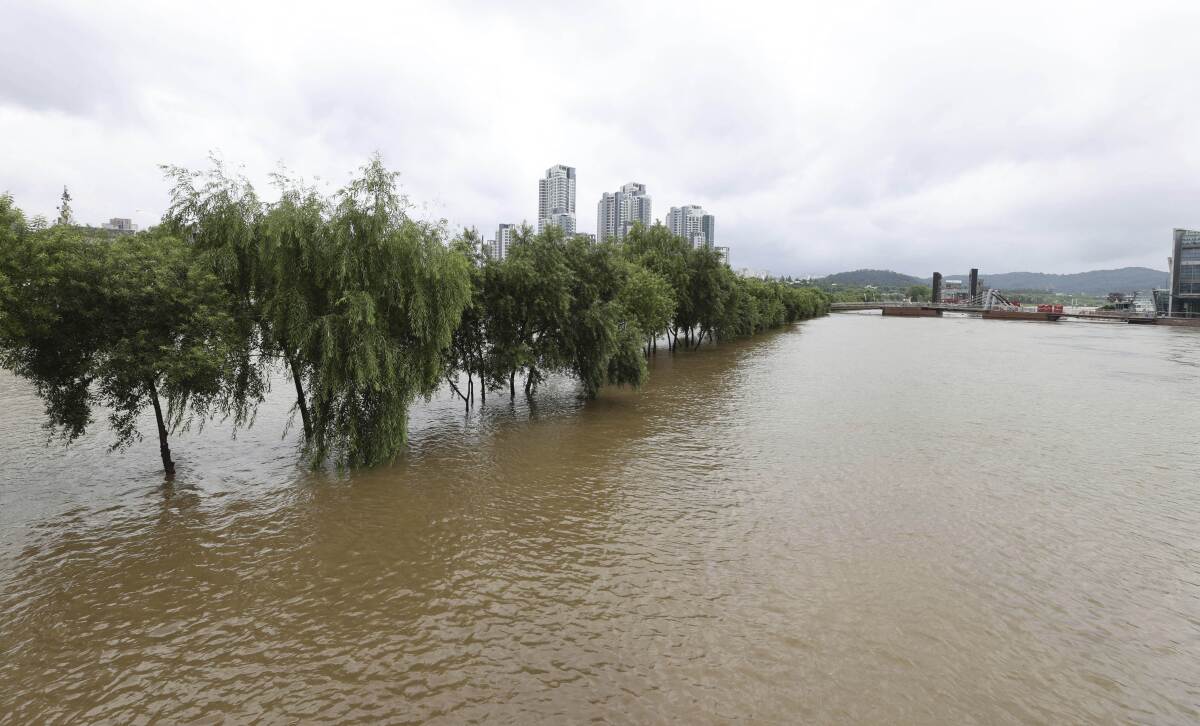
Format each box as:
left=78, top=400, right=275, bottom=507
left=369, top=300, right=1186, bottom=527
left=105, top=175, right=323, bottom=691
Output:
left=561, top=236, right=649, bottom=397
left=307, top=158, right=471, bottom=467
left=684, top=243, right=731, bottom=349
left=443, top=228, right=489, bottom=410
left=160, top=160, right=268, bottom=432
left=481, top=225, right=571, bottom=398
left=258, top=174, right=331, bottom=438
left=0, top=202, right=234, bottom=478
left=622, top=222, right=693, bottom=350
left=618, top=262, right=675, bottom=355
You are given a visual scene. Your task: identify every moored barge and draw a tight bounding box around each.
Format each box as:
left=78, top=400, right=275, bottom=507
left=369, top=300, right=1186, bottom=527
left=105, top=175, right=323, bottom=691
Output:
left=982, top=309, right=1063, bottom=321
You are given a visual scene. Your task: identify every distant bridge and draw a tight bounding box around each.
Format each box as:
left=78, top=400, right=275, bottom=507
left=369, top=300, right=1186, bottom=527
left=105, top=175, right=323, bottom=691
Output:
left=829, top=300, right=1192, bottom=325
left=827, top=268, right=1200, bottom=325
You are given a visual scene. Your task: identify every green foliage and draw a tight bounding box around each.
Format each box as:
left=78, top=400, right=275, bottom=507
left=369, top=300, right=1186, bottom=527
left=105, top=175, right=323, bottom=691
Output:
left=0, top=162, right=832, bottom=478
left=443, top=228, right=488, bottom=409
left=561, top=236, right=647, bottom=397
left=161, top=159, right=269, bottom=430
left=908, top=284, right=931, bottom=302
left=307, top=158, right=472, bottom=467
left=618, top=262, right=675, bottom=348
left=827, top=286, right=884, bottom=303
left=810, top=268, right=923, bottom=288
left=161, top=157, right=473, bottom=469
left=0, top=212, right=235, bottom=476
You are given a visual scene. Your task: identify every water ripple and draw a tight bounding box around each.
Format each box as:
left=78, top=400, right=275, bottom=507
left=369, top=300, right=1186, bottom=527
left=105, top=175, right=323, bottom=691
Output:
left=1, top=317, right=1199, bottom=723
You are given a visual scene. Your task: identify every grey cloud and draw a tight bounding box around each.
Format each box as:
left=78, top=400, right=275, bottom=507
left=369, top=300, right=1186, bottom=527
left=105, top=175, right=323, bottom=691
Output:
left=0, top=4, right=126, bottom=115
left=3, top=0, right=1200, bottom=277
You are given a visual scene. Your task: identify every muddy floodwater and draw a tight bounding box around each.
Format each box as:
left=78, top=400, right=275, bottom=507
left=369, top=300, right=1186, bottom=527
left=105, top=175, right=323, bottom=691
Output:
left=1, top=314, right=1198, bottom=724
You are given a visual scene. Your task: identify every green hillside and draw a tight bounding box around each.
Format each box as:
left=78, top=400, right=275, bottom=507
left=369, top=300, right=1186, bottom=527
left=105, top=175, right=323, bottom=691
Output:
left=809, top=269, right=922, bottom=288
left=940, top=267, right=1168, bottom=295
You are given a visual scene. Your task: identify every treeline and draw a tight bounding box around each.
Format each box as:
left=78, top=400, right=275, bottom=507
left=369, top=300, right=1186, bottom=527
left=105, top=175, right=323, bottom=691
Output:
left=0, top=158, right=828, bottom=477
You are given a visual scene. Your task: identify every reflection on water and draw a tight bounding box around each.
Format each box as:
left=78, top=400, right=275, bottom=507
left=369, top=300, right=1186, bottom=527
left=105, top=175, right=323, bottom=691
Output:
left=1, top=315, right=1199, bottom=723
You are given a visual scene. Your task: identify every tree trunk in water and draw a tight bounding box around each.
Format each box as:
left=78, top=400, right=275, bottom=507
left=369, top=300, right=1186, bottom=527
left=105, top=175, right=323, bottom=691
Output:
left=148, top=380, right=175, bottom=479
left=446, top=375, right=468, bottom=409
left=477, top=345, right=486, bottom=405
left=525, top=370, right=534, bottom=396
left=287, top=353, right=312, bottom=440
left=478, top=357, right=486, bottom=405
left=467, top=375, right=474, bottom=411
left=509, top=371, right=516, bottom=400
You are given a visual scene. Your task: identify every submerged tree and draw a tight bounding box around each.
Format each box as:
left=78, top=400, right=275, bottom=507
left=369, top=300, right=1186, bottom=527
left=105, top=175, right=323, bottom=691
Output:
left=257, top=173, right=330, bottom=438
left=481, top=224, right=571, bottom=398
left=306, top=158, right=472, bottom=467
left=443, top=228, right=489, bottom=411
left=1, top=153, right=832, bottom=479
left=0, top=206, right=235, bottom=478
left=618, top=261, right=675, bottom=355
left=561, top=235, right=648, bottom=397
left=622, top=222, right=693, bottom=350
left=160, top=160, right=269, bottom=433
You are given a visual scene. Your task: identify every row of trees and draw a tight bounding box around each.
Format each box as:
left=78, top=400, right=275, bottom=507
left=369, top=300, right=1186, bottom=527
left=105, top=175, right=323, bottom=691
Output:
left=0, top=158, right=828, bottom=478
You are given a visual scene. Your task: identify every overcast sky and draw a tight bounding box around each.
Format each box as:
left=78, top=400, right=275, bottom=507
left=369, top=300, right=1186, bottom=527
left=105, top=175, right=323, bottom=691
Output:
left=3, top=0, right=1199, bottom=276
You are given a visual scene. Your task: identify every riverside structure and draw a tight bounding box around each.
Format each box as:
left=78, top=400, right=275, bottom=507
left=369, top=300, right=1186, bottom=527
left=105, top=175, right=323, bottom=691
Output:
left=1167, top=228, right=1200, bottom=316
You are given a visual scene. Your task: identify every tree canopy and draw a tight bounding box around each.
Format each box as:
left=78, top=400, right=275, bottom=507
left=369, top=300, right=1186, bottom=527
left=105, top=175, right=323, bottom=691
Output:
left=0, top=200, right=235, bottom=477
left=0, top=160, right=829, bottom=479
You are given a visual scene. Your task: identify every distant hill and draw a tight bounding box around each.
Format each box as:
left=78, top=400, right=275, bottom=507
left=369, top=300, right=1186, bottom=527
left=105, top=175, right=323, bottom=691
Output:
left=938, top=267, right=1168, bottom=295
left=809, top=269, right=922, bottom=288
left=810, top=266, right=1169, bottom=295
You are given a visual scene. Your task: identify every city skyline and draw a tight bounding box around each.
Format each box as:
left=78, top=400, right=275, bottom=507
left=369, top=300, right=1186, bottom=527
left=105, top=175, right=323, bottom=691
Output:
left=486, top=168, right=727, bottom=264
left=4, top=2, right=1200, bottom=276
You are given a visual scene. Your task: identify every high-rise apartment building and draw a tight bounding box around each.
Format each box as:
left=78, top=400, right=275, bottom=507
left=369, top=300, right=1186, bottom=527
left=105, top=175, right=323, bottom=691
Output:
left=494, top=223, right=520, bottom=260
left=537, top=164, right=576, bottom=234
left=666, top=205, right=715, bottom=248
left=597, top=182, right=652, bottom=242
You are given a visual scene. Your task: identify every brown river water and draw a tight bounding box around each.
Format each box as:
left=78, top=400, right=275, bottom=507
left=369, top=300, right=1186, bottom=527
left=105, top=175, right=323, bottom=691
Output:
left=1, top=313, right=1198, bottom=724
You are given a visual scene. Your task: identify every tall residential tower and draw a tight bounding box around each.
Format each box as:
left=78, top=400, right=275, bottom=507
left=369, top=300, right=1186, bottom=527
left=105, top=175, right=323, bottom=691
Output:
left=666, top=205, right=715, bottom=248
left=537, top=164, right=576, bottom=235
left=497, top=223, right=522, bottom=260
left=596, top=182, right=652, bottom=242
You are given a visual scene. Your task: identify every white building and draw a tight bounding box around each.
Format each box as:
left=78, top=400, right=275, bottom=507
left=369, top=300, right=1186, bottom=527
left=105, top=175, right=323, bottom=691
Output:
left=666, top=205, right=715, bottom=248
left=537, top=164, right=576, bottom=235
left=596, top=182, right=652, bottom=242
left=101, top=217, right=138, bottom=234
left=493, top=223, right=522, bottom=260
